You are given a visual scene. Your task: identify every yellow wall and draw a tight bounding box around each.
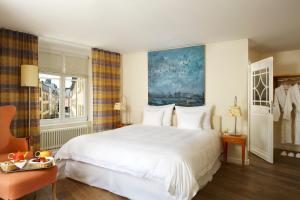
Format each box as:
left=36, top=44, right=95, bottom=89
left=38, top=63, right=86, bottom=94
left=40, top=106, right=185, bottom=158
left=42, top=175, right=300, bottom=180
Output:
left=248, top=49, right=261, bottom=63
left=122, top=39, right=249, bottom=164
left=259, top=49, right=300, bottom=75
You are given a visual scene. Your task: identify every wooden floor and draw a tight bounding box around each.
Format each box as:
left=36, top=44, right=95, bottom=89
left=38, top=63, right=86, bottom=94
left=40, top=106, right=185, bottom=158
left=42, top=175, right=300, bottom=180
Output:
left=21, top=150, right=300, bottom=200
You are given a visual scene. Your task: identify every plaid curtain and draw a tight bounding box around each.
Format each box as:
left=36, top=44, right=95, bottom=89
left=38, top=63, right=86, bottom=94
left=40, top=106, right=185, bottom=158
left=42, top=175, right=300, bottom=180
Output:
left=0, top=28, right=40, bottom=150
left=92, top=48, right=120, bottom=132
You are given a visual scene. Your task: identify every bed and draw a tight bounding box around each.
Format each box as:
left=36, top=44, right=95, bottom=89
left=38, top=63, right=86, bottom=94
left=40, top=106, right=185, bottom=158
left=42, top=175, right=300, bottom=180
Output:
left=55, top=117, right=222, bottom=200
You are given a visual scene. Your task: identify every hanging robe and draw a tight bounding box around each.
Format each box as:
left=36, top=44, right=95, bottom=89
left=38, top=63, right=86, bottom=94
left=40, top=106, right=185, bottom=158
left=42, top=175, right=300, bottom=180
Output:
left=283, top=84, right=300, bottom=145
left=273, top=85, right=292, bottom=144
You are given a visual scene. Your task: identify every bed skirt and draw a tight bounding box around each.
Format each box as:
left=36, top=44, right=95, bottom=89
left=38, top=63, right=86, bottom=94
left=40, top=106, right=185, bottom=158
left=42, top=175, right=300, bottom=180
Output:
left=57, top=158, right=221, bottom=200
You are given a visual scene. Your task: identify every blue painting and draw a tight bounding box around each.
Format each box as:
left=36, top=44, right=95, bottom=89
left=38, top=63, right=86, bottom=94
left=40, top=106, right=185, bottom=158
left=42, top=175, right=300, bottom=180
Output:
left=148, top=46, right=205, bottom=106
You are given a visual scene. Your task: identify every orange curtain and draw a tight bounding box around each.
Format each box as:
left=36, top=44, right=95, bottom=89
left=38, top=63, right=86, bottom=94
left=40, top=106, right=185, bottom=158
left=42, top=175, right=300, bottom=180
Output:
left=0, top=28, right=40, bottom=150
left=92, top=48, right=120, bottom=132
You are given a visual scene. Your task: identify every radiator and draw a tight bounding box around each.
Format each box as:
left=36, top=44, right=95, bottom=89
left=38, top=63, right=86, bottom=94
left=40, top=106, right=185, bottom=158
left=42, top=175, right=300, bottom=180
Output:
left=40, top=125, right=91, bottom=151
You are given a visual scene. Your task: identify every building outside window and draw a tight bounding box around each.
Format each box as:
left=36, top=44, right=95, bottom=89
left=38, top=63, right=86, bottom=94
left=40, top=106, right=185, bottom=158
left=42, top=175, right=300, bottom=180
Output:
left=65, top=76, right=85, bottom=118
left=39, top=74, right=60, bottom=119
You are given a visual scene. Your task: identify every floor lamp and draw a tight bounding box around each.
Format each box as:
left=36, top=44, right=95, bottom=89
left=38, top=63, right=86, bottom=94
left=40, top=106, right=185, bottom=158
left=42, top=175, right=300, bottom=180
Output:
left=21, top=65, right=38, bottom=150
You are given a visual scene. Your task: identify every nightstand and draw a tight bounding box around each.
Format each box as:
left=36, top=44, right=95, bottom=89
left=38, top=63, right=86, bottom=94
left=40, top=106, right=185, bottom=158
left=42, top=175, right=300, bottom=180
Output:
left=116, top=123, right=132, bottom=128
left=222, top=134, right=247, bottom=166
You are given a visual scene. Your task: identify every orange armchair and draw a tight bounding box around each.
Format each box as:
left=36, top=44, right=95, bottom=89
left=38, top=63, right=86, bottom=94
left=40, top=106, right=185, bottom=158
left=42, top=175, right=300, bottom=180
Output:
left=0, top=105, right=58, bottom=200
left=0, top=105, right=28, bottom=159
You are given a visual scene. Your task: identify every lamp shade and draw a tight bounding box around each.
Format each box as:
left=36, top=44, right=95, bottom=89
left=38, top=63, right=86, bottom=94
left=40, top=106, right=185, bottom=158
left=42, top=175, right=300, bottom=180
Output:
left=114, top=102, right=126, bottom=111
left=228, top=106, right=242, bottom=117
left=114, top=102, right=121, bottom=111
left=21, top=65, right=38, bottom=87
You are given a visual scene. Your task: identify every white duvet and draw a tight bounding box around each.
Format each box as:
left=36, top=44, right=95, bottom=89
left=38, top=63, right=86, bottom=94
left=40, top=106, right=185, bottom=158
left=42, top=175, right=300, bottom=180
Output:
left=55, top=125, right=221, bottom=200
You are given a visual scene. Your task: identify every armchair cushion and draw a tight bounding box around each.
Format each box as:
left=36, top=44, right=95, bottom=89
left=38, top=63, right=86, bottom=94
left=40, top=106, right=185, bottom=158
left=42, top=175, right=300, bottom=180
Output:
left=0, top=154, right=8, bottom=162
left=0, top=105, right=28, bottom=154
left=8, top=137, right=28, bottom=153
left=0, top=166, right=57, bottom=200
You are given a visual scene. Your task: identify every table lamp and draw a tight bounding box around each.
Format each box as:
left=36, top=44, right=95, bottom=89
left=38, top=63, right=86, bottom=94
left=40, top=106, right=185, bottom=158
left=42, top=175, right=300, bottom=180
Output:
left=114, top=101, right=127, bottom=125
left=228, top=96, right=242, bottom=135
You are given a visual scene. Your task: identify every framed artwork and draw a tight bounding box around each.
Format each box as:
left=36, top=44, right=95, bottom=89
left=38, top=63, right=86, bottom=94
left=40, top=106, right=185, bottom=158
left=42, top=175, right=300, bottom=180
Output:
left=148, top=45, right=205, bottom=106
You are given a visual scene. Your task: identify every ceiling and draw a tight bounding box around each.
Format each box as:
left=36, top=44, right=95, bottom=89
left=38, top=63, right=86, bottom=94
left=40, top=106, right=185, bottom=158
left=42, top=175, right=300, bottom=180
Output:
left=0, top=0, right=300, bottom=53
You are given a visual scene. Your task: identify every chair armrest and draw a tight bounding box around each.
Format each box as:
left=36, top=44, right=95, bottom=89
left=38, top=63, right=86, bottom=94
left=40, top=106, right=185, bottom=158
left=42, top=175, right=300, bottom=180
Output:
left=9, top=137, right=29, bottom=152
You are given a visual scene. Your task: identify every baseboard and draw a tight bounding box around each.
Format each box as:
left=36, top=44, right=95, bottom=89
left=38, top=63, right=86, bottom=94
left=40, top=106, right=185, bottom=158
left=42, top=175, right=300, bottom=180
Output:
left=226, top=156, right=250, bottom=165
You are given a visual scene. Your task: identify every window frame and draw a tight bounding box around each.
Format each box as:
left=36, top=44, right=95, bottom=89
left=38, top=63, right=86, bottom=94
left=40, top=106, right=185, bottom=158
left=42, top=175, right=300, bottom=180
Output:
left=39, top=71, right=88, bottom=125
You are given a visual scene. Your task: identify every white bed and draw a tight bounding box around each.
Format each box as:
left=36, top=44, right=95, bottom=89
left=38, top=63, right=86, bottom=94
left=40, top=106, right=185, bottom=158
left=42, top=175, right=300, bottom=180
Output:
left=55, top=123, right=222, bottom=200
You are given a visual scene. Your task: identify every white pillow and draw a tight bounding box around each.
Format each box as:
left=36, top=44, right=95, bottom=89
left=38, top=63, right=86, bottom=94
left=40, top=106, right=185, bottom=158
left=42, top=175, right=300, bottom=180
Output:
left=176, top=106, right=204, bottom=129
left=144, top=104, right=175, bottom=126
left=143, top=108, right=164, bottom=126
left=175, top=105, right=212, bottom=129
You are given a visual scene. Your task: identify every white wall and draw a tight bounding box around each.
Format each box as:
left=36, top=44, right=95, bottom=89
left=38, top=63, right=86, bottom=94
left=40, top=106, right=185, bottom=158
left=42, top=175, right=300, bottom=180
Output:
left=122, top=52, right=148, bottom=124
left=122, top=39, right=249, bottom=164
left=206, top=39, right=249, bottom=162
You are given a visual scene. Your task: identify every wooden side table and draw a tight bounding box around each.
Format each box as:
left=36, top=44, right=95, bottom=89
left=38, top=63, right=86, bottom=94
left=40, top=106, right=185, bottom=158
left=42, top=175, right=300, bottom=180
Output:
left=116, top=123, right=132, bottom=128
left=222, top=134, right=247, bottom=165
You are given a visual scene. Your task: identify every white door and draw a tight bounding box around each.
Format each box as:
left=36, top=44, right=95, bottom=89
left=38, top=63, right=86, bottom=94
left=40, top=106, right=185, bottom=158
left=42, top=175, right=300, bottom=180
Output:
left=250, top=57, right=273, bottom=163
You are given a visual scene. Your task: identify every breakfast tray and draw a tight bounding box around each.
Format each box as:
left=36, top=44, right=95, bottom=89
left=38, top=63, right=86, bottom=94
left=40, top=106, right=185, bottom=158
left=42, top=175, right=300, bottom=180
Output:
left=0, top=159, right=56, bottom=174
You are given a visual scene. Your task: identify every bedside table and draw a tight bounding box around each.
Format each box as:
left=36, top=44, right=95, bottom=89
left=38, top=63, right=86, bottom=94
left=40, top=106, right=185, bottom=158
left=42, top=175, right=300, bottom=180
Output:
left=116, top=123, right=132, bottom=128
left=222, top=134, right=247, bottom=165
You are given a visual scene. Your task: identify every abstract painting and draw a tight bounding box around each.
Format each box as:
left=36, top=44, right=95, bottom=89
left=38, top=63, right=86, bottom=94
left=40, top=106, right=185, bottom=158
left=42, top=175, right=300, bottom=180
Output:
left=148, top=45, right=205, bottom=106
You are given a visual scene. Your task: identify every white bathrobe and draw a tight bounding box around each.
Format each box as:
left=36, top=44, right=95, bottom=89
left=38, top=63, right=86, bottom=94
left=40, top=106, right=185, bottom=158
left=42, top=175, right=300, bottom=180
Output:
left=274, top=85, right=292, bottom=144
left=283, top=84, right=300, bottom=145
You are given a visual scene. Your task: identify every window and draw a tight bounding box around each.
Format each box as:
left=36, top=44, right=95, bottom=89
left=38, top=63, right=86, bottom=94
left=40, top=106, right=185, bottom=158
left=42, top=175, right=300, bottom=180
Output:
left=39, top=74, right=87, bottom=122
left=38, top=50, right=89, bottom=124
left=65, top=76, right=86, bottom=118
left=39, top=74, right=60, bottom=119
